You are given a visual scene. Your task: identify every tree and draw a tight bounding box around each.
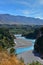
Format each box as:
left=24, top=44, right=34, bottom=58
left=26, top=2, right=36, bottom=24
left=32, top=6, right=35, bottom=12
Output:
left=10, top=48, right=15, bottom=54
left=34, top=36, right=43, bottom=54
left=34, top=27, right=43, bottom=58
left=0, top=28, right=15, bottom=49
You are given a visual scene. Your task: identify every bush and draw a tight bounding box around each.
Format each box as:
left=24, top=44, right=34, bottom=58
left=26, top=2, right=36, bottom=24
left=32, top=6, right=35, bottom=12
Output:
left=0, top=28, right=15, bottom=49
left=10, top=48, right=15, bottom=54
left=28, top=61, right=42, bottom=65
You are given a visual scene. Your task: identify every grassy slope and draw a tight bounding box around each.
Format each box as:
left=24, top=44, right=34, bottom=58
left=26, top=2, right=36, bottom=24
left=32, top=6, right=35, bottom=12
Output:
left=0, top=51, right=24, bottom=65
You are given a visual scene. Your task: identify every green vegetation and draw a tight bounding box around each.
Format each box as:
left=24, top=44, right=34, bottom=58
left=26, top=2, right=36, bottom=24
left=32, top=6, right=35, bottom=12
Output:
left=0, top=28, right=15, bottom=49
left=0, top=24, right=43, bottom=35
left=10, top=47, right=16, bottom=54
left=9, top=25, right=43, bottom=35
left=0, top=25, right=43, bottom=65
left=20, top=57, right=24, bottom=63
left=9, top=25, right=34, bottom=34
left=34, top=27, right=43, bottom=58
left=22, top=29, right=39, bottom=39
left=28, top=61, right=42, bottom=65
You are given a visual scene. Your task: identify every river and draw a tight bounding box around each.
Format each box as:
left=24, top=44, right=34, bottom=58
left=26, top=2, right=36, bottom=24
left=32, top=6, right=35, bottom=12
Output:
left=14, top=34, right=35, bottom=54
left=14, top=34, right=43, bottom=64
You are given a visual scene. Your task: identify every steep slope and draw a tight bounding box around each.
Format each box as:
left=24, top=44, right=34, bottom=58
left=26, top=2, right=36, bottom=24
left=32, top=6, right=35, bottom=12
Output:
left=0, top=51, right=24, bottom=65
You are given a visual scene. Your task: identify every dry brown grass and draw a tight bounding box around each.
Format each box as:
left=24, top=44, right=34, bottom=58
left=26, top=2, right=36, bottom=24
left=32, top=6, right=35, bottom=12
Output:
left=0, top=51, right=24, bottom=65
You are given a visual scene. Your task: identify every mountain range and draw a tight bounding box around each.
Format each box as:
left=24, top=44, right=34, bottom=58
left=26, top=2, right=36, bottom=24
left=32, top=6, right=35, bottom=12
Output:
left=0, top=14, right=43, bottom=25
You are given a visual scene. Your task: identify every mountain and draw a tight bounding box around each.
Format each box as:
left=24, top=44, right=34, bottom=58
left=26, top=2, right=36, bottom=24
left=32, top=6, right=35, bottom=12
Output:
left=0, top=14, right=43, bottom=25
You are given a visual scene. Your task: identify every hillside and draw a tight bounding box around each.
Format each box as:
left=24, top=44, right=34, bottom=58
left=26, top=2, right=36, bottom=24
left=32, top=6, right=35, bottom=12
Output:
left=0, top=51, right=24, bottom=65
left=0, top=27, right=24, bottom=65
left=0, top=14, right=43, bottom=25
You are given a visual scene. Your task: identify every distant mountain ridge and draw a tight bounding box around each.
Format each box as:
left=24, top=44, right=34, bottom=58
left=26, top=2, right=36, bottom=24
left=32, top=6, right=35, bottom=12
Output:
left=0, top=14, right=43, bottom=25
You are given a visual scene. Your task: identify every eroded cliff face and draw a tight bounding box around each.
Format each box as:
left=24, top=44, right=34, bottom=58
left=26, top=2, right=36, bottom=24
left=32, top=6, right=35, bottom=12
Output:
left=0, top=51, right=24, bottom=65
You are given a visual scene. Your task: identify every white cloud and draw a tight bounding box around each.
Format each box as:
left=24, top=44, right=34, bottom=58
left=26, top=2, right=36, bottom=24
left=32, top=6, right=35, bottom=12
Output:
left=38, top=0, right=43, bottom=5
left=33, top=13, right=43, bottom=19
left=22, top=10, right=30, bottom=15
left=16, top=1, right=31, bottom=7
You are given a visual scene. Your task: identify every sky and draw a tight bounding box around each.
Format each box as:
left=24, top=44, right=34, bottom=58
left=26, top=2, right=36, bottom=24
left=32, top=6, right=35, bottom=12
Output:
left=0, top=0, right=43, bottom=19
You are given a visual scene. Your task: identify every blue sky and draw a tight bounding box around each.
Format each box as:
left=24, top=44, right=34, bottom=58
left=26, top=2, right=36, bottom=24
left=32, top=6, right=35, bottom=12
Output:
left=0, top=0, right=43, bottom=19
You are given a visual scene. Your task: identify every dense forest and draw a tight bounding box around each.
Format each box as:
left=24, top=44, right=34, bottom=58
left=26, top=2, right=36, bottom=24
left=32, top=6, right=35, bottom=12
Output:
left=22, top=29, right=40, bottom=39
left=34, top=27, right=43, bottom=59
left=0, top=28, right=16, bottom=49
left=0, top=24, right=43, bottom=34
